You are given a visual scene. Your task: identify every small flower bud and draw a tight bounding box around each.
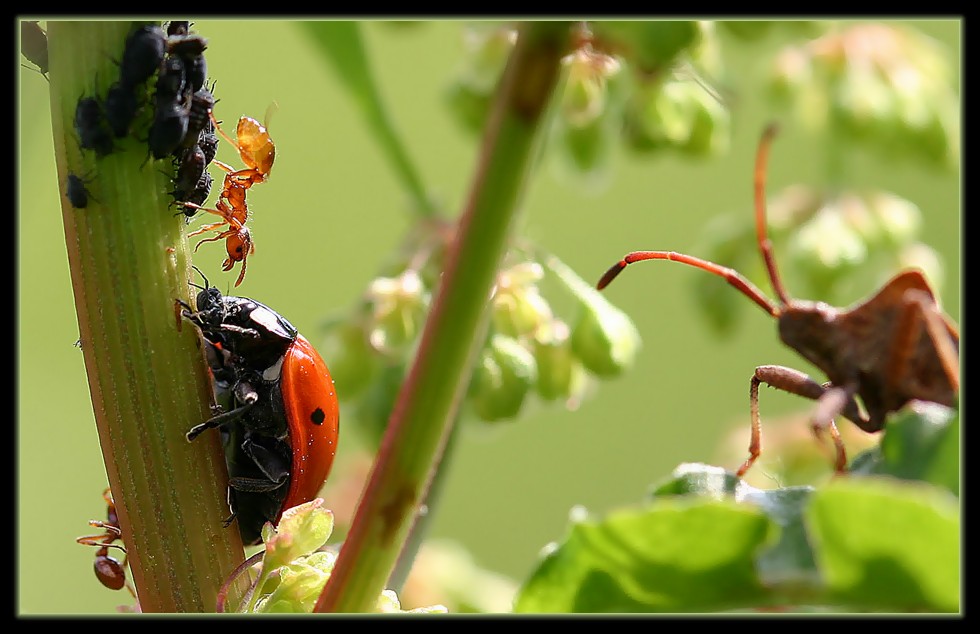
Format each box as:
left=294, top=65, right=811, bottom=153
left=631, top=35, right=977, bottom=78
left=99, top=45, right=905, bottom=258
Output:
left=255, top=563, right=329, bottom=613
left=788, top=200, right=867, bottom=294
left=591, top=21, right=700, bottom=72
left=569, top=294, right=641, bottom=378
left=492, top=285, right=553, bottom=339
left=867, top=191, right=922, bottom=248
left=468, top=334, right=538, bottom=422
left=682, top=79, right=731, bottom=156
left=545, top=253, right=641, bottom=377
left=533, top=320, right=588, bottom=403
left=365, top=269, right=431, bottom=358
left=561, top=48, right=621, bottom=128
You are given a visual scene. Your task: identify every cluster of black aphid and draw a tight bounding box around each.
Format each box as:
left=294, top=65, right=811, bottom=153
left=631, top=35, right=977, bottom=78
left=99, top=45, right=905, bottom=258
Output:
left=157, top=21, right=219, bottom=219
left=68, top=21, right=218, bottom=216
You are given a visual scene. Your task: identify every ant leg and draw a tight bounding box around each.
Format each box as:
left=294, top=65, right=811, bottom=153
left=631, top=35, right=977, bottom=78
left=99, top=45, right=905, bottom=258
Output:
left=78, top=537, right=126, bottom=553
left=87, top=520, right=123, bottom=538
left=212, top=159, right=236, bottom=174
left=210, top=110, right=240, bottom=149
left=180, top=201, right=234, bottom=224
left=188, top=220, right=232, bottom=238
left=194, top=230, right=233, bottom=253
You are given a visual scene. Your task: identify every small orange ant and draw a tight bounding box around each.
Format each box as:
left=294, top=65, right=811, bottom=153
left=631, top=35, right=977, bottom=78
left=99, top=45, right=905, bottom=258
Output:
left=182, top=177, right=253, bottom=287
left=76, top=488, right=135, bottom=596
left=189, top=218, right=254, bottom=287
left=180, top=105, right=275, bottom=287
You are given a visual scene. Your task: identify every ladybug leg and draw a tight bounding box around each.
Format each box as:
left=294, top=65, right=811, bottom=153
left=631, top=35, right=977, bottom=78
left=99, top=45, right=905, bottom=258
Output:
left=186, top=402, right=254, bottom=441
left=186, top=380, right=260, bottom=441
left=235, top=435, right=290, bottom=489
left=223, top=488, right=238, bottom=528
left=218, top=323, right=262, bottom=338
left=228, top=475, right=287, bottom=493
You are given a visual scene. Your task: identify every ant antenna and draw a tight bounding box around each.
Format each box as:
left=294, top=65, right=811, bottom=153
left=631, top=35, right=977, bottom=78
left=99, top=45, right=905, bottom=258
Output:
left=264, top=100, right=279, bottom=129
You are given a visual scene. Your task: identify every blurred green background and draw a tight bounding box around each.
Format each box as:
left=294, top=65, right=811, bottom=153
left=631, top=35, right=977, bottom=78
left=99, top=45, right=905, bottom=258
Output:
left=18, top=19, right=960, bottom=614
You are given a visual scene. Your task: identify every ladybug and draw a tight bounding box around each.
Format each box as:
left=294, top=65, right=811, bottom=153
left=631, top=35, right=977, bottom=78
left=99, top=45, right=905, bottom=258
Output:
left=178, top=280, right=339, bottom=544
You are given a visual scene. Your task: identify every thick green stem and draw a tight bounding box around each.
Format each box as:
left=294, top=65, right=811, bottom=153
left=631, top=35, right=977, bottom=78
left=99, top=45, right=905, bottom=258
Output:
left=48, top=20, right=248, bottom=612
left=314, top=21, right=573, bottom=613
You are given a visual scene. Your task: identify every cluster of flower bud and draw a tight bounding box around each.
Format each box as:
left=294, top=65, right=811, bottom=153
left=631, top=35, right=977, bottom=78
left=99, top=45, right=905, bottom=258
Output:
left=444, top=21, right=733, bottom=185
left=320, top=221, right=641, bottom=439
left=223, top=500, right=448, bottom=613
left=769, top=22, right=959, bottom=171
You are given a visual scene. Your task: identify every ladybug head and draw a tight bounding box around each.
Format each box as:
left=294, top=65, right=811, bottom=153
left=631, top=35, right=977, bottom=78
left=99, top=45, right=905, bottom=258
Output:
left=193, top=285, right=225, bottom=314
left=185, top=267, right=230, bottom=333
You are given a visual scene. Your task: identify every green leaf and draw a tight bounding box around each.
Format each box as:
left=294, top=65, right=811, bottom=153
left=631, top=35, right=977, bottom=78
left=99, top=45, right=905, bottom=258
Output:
left=516, top=462, right=959, bottom=613
left=264, top=500, right=335, bottom=568
left=849, top=402, right=959, bottom=496
left=650, top=464, right=819, bottom=589
left=301, top=21, right=435, bottom=216
left=806, top=478, right=960, bottom=612
left=514, top=498, right=774, bottom=613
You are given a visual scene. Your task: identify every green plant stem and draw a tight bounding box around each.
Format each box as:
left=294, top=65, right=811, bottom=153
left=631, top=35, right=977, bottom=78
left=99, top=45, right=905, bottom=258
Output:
left=313, top=21, right=573, bottom=613
left=386, top=411, right=462, bottom=592
left=48, top=20, right=248, bottom=612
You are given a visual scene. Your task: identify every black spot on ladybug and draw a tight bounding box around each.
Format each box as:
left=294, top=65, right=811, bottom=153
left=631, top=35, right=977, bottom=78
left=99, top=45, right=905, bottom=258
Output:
left=310, top=408, right=325, bottom=425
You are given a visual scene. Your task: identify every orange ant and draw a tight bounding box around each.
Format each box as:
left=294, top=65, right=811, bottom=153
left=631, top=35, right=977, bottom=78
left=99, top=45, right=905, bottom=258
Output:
left=76, top=488, right=136, bottom=597
left=179, top=107, right=275, bottom=287
left=182, top=178, right=253, bottom=287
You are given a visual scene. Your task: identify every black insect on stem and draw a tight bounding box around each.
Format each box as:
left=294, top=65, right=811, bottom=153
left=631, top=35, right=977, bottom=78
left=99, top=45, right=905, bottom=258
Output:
left=66, top=173, right=97, bottom=209
left=118, top=24, right=166, bottom=90
left=104, top=81, right=140, bottom=138
left=74, top=95, right=115, bottom=157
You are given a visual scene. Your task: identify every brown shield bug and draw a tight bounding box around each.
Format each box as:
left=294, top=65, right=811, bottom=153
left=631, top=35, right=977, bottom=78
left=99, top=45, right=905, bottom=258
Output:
left=597, top=124, right=959, bottom=476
